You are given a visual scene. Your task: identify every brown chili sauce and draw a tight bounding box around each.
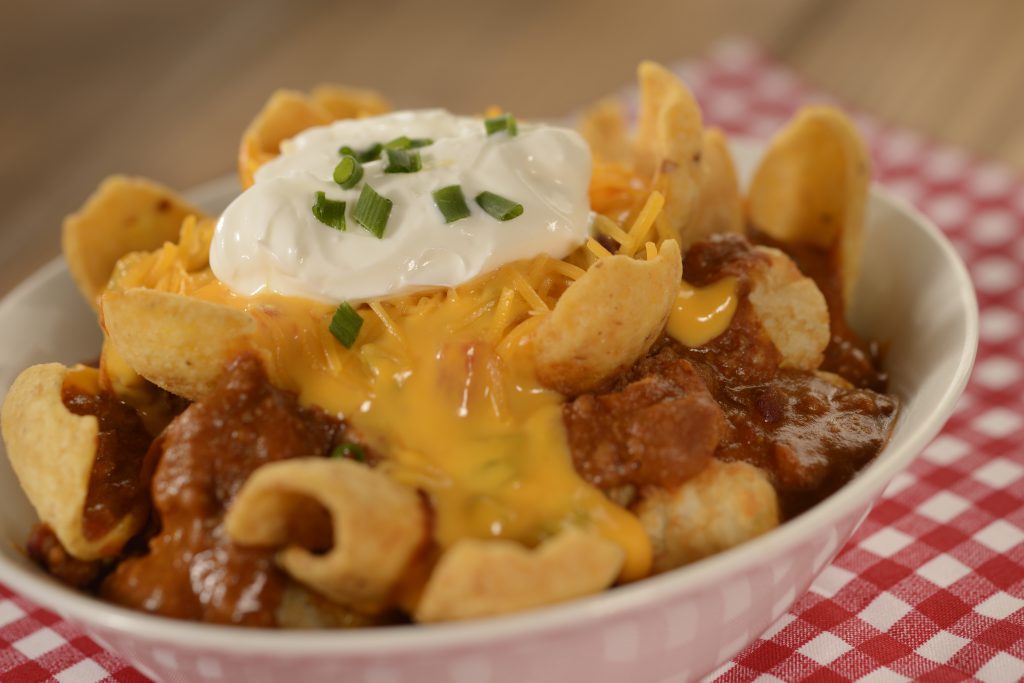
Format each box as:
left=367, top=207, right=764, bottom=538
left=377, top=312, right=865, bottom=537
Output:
left=566, top=235, right=897, bottom=519
left=100, top=354, right=343, bottom=626
left=62, top=385, right=153, bottom=542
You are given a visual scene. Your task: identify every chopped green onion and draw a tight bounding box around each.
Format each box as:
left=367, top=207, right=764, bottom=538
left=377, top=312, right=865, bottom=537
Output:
left=329, top=302, right=363, bottom=348
left=485, top=113, right=518, bottom=137
left=432, top=185, right=471, bottom=223
left=330, top=442, right=366, bottom=462
left=354, top=184, right=393, bottom=238
left=311, top=191, right=346, bottom=231
left=384, top=136, right=412, bottom=150
left=384, top=136, right=433, bottom=151
left=338, top=142, right=382, bottom=163
left=332, top=155, right=363, bottom=189
left=475, top=191, right=523, bottom=221
left=384, top=148, right=422, bottom=174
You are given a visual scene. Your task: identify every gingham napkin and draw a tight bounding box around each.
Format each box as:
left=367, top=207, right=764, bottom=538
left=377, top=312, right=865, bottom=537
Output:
left=2, top=39, right=1022, bottom=683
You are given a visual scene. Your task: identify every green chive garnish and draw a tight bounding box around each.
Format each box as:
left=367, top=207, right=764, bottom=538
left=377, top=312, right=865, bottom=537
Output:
left=384, top=136, right=433, bottom=151
left=384, top=148, right=422, bottom=174
left=311, top=191, right=346, bottom=230
left=384, top=136, right=412, bottom=150
left=338, top=143, right=382, bottom=163
left=475, top=191, right=523, bottom=221
left=330, top=442, right=366, bottom=462
left=485, top=113, right=518, bottom=137
left=354, top=185, right=392, bottom=238
left=432, top=185, right=471, bottom=223
left=329, top=302, right=363, bottom=348
left=333, top=155, right=363, bottom=189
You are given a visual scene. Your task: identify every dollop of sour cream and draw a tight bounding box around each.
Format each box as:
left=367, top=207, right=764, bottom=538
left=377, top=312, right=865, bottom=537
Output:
left=210, top=109, right=592, bottom=303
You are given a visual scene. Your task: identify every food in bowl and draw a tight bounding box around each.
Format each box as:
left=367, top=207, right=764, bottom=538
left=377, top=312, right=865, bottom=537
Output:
left=1, top=63, right=897, bottom=628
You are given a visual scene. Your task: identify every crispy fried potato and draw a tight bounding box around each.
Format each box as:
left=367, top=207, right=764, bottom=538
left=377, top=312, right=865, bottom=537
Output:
left=532, top=240, right=682, bottom=395
left=276, top=581, right=388, bottom=629
left=101, top=288, right=256, bottom=401
left=746, top=106, right=870, bottom=306
left=239, top=86, right=391, bottom=189
left=62, top=176, right=204, bottom=309
left=634, top=61, right=704, bottom=243
left=225, top=458, right=426, bottom=614
left=414, top=527, right=623, bottom=623
left=686, top=128, right=744, bottom=246
left=579, top=97, right=630, bottom=164
left=635, top=460, right=779, bottom=573
left=749, top=246, right=830, bottom=370
left=0, top=364, right=146, bottom=560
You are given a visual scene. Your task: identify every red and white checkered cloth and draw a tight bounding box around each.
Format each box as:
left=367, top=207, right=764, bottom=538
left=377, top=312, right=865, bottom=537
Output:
left=2, top=39, right=1022, bottom=683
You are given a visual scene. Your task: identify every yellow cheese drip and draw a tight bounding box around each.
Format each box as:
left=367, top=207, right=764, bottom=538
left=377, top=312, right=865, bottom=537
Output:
left=63, top=365, right=101, bottom=394
left=667, top=277, right=739, bottom=347
left=185, top=265, right=652, bottom=581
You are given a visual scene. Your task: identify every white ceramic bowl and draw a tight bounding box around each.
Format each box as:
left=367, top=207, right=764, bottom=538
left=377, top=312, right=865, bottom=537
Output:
left=0, top=143, right=977, bottom=683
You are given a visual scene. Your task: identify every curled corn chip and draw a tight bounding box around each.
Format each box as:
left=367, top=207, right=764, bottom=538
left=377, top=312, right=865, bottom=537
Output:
left=62, top=176, right=204, bottom=309
left=748, top=246, right=830, bottom=371
left=686, top=128, right=744, bottom=246
left=225, top=457, right=426, bottom=614
left=101, top=288, right=256, bottom=401
left=532, top=240, right=682, bottom=395
left=634, top=61, right=705, bottom=243
left=1, top=364, right=149, bottom=560
left=239, top=86, right=391, bottom=188
left=746, top=106, right=871, bottom=306
left=414, top=527, right=623, bottom=622
left=578, top=97, right=630, bottom=164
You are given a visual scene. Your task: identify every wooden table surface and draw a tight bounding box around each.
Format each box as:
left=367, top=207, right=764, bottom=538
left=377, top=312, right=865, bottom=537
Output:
left=2, top=0, right=1021, bottom=298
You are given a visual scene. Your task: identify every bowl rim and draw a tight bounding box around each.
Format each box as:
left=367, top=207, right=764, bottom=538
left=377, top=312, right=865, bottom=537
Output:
left=0, top=176, right=978, bottom=656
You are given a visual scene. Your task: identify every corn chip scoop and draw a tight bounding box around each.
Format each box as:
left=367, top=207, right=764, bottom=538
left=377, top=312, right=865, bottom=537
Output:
left=63, top=176, right=205, bottom=310
left=583, top=63, right=744, bottom=252
left=238, top=85, right=391, bottom=188
left=225, top=458, right=428, bottom=616
left=746, top=105, right=871, bottom=310
left=414, top=527, right=624, bottom=623
left=530, top=239, right=682, bottom=396
left=1, top=364, right=152, bottom=561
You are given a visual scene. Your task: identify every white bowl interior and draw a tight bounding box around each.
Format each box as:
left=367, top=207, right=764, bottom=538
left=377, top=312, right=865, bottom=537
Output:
left=0, top=147, right=977, bottom=671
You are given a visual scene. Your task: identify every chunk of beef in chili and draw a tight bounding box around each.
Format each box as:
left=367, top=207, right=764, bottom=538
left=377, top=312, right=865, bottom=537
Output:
left=62, top=385, right=154, bottom=542
left=564, top=353, right=726, bottom=493
left=101, top=354, right=344, bottom=626
left=678, top=234, right=784, bottom=385
left=748, top=227, right=888, bottom=391
left=663, top=235, right=897, bottom=517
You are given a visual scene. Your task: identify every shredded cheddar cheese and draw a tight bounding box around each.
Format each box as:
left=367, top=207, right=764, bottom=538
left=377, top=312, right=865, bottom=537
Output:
left=586, top=238, right=613, bottom=259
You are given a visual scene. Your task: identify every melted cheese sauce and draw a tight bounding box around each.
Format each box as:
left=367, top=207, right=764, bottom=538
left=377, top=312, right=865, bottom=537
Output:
left=666, top=277, right=739, bottom=347
left=182, top=260, right=652, bottom=580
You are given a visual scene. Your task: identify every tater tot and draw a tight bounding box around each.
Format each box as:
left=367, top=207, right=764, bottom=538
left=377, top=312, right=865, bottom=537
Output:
left=635, top=460, right=780, bottom=573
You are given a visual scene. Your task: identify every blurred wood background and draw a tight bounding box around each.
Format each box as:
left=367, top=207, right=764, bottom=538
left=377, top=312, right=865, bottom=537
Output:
left=2, top=0, right=1022, bottom=298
